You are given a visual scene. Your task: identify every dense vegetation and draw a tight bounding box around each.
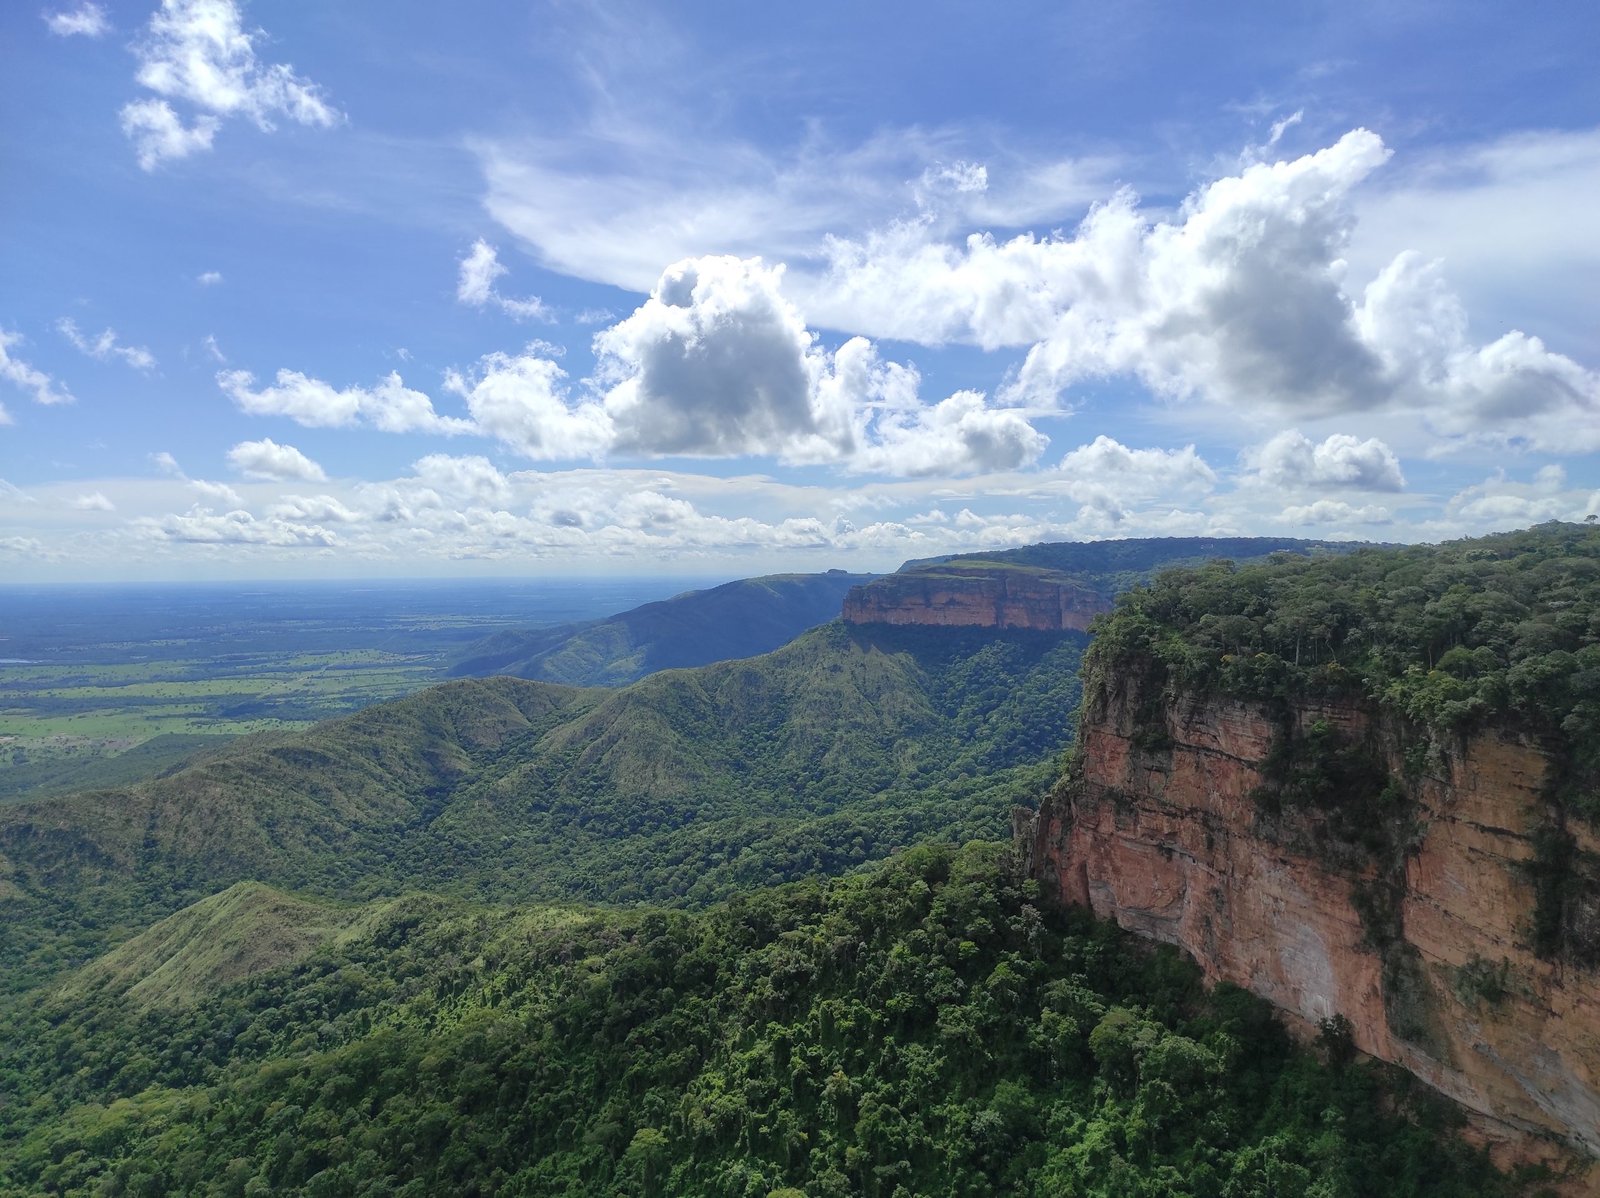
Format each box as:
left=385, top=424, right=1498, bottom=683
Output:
left=1087, top=523, right=1600, bottom=805
left=899, top=536, right=1354, bottom=597
left=0, top=844, right=1525, bottom=1198
left=0, top=623, right=1084, bottom=994
left=451, top=572, right=876, bottom=686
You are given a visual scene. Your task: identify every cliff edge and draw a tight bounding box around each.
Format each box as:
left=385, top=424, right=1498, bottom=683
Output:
left=1022, top=525, right=1600, bottom=1171
left=842, top=562, right=1112, bottom=631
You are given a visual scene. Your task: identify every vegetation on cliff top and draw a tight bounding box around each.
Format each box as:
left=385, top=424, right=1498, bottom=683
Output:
left=1088, top=523, right=1600, bottom=799
left=0, top=844, right=1520, bottom=1198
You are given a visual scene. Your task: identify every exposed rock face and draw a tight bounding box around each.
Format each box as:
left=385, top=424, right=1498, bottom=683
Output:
left=1023, top=669, right=1600, bottom=1169
left=842, top=569, right=1112, bottom=632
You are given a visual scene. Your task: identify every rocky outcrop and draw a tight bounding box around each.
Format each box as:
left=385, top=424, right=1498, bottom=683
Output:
left=1023, top=668, right=1600, bottom=1173
left=842, top=568, right=1112, bottom=632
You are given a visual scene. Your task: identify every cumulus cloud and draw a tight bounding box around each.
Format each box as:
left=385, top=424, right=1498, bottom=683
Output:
left=72, top=491, right=116, bottom=512
left=1280, top=499, right=1392, bottom=526
left=1245, top=430, right=1405, bottom=491
left=189, top=478, right=243, bottom=505
left=433, top=256, right=1047, bottom=476
left=197, top=271, right=223, bottom=286
left=1355, top=252, right=1600, bottom=452
left=44, top=3, right=109, bottom=36
left=408, top=454, right=512, bottom=505
left=853, top=390, right=1046, bottom=477
left=1439, top=467, right=1596, bottom=531
left=442, top=349, right=612, bottom=461
left=0, top=328, right=73, bottom=407
left=456, top=240, right=551, bottom=320
left=801, top=130, right=1597, bottom=454
left=150, top=451, right=184, bottom=476
left=266, top=494, right=362, bottom=523
left=140, top=508, right=338, bottom=547
left=121, top=0, right=339, bottom=170
left=597, top=256, right=856, bottom=460
left=219, top=368, right=474, bottom=434
left=227, top=437, right=327, bottom=481
left=57, top=318, right=157, bottom=371
left=595, top=255, right=1042, bottom=475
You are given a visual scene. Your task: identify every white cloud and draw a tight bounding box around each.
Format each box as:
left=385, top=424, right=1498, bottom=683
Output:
left=57, top=318, right=157, bottom=371
left=140, top=508, right=339, bottom=547
left=1245, top=430, right=1405, bottom=491
left=1059, top=436, right=1217, bottom=492
left=1355, top=252, right=1600, bottom=453
left=72, top=491, right=116, bottom=512
left=1352, top=127, right=1600, bottom=361
left=853, top=389, right=1047, bottom=478
left=442, top=350, right=612, bottom=461
left=150, top=451, right=184, bottom=476
left=121, top=0, right=339, bottom=170
left=44, top=3, right=109, bottom=37
left=480, top=122, right=1118, bottom=296
left=1280, top=499, right=1392, bottom=526
left=227, top=437, right=327, bottom=482
left=197, top=271, right=224, bottom=286
left=1437, top=468, right=1595, bottom=531
left=408, top=454, right=512, bottom=505
left=596, top=256, right=855, bottom=461
left=594, top=255, right=1044, bottom=476
left=219, top=368, right=474, bottom=435
left=203, top=334, right=227, bottom=363
left=120, top=98, right=218, bottom=169
left=189, top=478, right=242, bottom=505
left=266, top=494, right=362, bottom=524
left=0, top=328, right=73, bottom=407
left=456, top=240, right=551, bottom=321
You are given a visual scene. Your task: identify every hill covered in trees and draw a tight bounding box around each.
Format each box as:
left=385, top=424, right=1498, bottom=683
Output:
left=0, top=844, right=1521, bottom=1197
left=450, top=572, right=876, bottom=686
left=7, top=529, right=1592, bottom=1194
left=0, top=622, right=1085, bottom=994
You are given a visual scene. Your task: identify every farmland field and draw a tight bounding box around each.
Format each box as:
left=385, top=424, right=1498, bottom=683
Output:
left=0, top=576, right=706, bottom=801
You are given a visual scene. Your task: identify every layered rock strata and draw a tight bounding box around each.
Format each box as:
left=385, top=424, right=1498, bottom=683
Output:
left=842, top=569, right=1112, bottom=631
left=1023, top=668, right=1600, bottom=1168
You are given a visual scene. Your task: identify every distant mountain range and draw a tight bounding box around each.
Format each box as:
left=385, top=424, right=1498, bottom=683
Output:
left=448, top=570, right=877, bottom=685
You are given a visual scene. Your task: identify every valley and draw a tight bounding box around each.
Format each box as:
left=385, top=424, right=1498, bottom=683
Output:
left=0, top=529, right=1595, bottom=1195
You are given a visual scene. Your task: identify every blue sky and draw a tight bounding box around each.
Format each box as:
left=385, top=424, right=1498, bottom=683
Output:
left=3, top=0, right=1598, bottom=581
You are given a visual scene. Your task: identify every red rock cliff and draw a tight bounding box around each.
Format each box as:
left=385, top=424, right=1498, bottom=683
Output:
left=842, top=568, right=1112, bottom=631
left=1024, top=666, right=1600, bottom=1171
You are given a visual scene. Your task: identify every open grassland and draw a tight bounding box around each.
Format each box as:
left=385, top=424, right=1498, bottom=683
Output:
left=0, top=650, right=444, bottom=801
left=0, top=577, right=700, bottom=803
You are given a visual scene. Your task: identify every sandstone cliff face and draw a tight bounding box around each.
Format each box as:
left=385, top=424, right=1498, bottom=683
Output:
left=842, top=569, right=1112, bottom=632
left=1024, top=670, right=1600, bottom=1168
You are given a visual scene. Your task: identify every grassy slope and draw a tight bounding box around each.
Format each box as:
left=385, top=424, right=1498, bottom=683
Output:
left=52, top=881, right=373, bottom=1010
left=450, top=571, right=877, bottom=685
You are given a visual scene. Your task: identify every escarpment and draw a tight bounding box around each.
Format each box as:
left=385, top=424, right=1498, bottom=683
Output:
left=842, top=565, right=1112, bottom=631
left=1022, top=525, right=1600, bottom=1169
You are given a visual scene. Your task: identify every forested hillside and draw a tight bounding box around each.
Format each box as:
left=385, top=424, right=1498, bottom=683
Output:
left=0, top=845, right=1519, bottom=1197
left=6, top=531, right=1587, bottom=1194
left=451, top=572, right=876, bottom=686
left=0, top=623, right=1084, bottom=993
